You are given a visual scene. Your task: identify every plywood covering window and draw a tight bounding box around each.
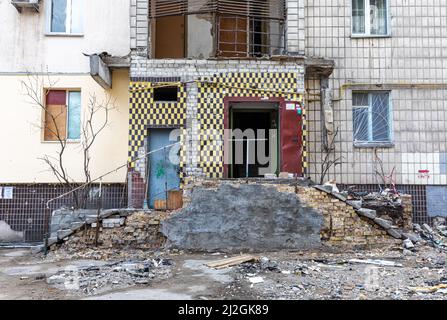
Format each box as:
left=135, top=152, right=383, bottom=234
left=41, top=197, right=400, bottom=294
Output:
left=44, top=90, right=81, bottom=141
left=151, top=0, right=186, bottom=58
left=149, top=0, right=285, bottom=58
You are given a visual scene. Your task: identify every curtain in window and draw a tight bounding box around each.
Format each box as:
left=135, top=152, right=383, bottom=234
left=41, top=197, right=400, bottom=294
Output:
left=352, top=0, right=365, bottom=34
left=51, top=0, right=67, bottom=32
left=70, top=0, right=84, bottom=34
left=67, top=92, right=81, bottom=140
left=370, top=0, right=387, bottom=35
left=353, top=93, right=369, bottom=142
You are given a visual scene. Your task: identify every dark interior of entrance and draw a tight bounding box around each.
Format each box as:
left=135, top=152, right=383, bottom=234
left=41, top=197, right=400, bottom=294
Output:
left=230, top=103, right=278, bottom=178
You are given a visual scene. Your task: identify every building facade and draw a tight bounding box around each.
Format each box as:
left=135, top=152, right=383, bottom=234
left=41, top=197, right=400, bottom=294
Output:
left=1, top=0, right=446, bottom=243
left=128, top=0, right=447, bottom=223
left=304, top=0, right=447, bottom=224
left=0, top=0, right=131, bottom=242
left=128, top=0, right=327, bottom=208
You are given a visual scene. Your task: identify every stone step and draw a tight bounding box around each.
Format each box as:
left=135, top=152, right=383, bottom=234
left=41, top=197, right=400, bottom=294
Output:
left=373, top=217, right=392, bottom=230
left=357, top=208, right=377, bottom=219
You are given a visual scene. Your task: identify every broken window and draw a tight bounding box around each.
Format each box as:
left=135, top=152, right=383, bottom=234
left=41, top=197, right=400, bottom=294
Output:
left=352, top=92, right=392, bottom=145
left=217, top=0, right=285, bottom=57
left=44, top=90, right=81, bottom=141
left=49, top=0, right=84, bottom=34
left=153, top=86, right=179, bottom=102
left=149, top=0, right=285, bottom=58
left=352, top=0, right=388, bottom=36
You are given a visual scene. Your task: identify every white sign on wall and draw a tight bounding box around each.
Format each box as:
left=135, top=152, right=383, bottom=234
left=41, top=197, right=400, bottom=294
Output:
left=3, top=187, right=13, bottom=199
left=286, top=103, right=296, bottom=110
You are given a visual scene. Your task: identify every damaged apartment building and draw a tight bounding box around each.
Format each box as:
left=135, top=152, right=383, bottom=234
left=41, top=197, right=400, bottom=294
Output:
left=127, top=0, right=333, bottom=209
left=127, top=0, right=447, bottom=226
left=1, top=0, right=447, bottom=244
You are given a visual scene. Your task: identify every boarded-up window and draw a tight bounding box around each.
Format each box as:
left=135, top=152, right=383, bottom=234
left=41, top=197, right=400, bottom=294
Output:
left=44, top=90, right=81, bottom=141
left=154, top=15, right=185, bottom=58
left=151, top=0, right=186, bottom=58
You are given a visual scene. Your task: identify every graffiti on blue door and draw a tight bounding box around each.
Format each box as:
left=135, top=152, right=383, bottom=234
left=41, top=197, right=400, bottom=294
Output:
left=147, top=129, right=180, bottom=208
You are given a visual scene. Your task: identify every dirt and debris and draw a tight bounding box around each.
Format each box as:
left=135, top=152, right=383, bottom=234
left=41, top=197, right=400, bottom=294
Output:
left=220, top=245, right=447, bottom=300
left=414, top=218, right=447, bottom=252
left=1, top=242, right=447, bottom=300
left=46, top=257, right=172, bottom=296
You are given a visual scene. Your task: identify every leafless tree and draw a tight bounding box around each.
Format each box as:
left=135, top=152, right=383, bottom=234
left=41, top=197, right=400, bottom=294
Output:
left=21, top=72, right=116, bottom=208
left=317, top=126, right=343, bottom=185
left=373, top=149, right=397, bottom=193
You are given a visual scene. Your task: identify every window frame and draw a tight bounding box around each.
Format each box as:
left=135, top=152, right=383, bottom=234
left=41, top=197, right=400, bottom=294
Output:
left=352, top=91, right=394, bottom=148
left=46, top=0, right=84, bottom=37
left=42, top=89, right=82, bottom=143
left=351, top=0, right=391, bottom=38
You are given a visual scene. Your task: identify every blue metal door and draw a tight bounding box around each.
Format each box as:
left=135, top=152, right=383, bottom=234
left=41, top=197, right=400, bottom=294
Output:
left=147, top=129, right=180, bottom=208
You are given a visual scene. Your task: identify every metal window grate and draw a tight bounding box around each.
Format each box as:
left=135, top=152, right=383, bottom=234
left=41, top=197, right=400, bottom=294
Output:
left=0, top=183, right=127, bottom=243
left=216, top=15, right=285, bottom=57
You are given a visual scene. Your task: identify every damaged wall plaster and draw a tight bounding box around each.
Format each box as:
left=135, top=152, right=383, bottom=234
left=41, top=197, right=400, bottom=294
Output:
left=187, top=14, right=215, bottom=58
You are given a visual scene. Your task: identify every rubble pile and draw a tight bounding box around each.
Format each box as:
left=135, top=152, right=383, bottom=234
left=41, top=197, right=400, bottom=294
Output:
left=414, top=218, right=447, bottom=252
left=46, top=258, right=173, bottom=296
left=348, top=188, right=413, bottom=230
left=53, top=211, right=170, bottom=252
left=222, top=247, right=447, bottom=300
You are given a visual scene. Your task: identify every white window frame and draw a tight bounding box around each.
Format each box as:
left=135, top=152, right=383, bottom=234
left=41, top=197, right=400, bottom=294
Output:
left=352, top=91, right=393, bottom=147
left=351, top=0, right=391, bottom=38
left=46, top=0, right=84, bottom=36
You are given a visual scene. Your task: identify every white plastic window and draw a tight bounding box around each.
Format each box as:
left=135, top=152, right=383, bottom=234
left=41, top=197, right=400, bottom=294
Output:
left=353, top=92, right=392, bottom=145
left=49, top=0, right=84, bottom=34
left=352, top=0, right=388, bottom=36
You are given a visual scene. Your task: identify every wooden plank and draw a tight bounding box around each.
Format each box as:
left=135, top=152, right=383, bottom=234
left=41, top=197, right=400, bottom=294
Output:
left=154, top=199, right=167, bottom=210
left=167, top=190, right=183, bottom=210
left=207, top=255, right=258, bottom=269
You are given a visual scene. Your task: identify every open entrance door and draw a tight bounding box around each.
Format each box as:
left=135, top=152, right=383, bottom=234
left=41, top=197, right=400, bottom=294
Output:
left=280, top=102, right=303, bottom=176
left=229, top=102, right=279, bottom=178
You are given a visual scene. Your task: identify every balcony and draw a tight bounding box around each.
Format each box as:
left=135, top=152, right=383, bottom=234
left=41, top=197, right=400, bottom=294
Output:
left=150, top=0, right=286, bottom=59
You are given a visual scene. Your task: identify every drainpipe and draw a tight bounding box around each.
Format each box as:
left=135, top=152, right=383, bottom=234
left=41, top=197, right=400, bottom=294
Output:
left=320, top=76, right=334, bottom=151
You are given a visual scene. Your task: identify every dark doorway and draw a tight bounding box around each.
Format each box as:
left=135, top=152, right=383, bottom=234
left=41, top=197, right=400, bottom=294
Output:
left=230, top=103, right=279, bottom=178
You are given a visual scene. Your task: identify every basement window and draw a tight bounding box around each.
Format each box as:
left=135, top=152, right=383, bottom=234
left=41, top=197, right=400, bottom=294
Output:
left=352, top=0, right=389, bottom=37
left=48, top=0, right=84, bottom=35
left=352, top=91, right=392, bottom=147
left=153, top=87, right=178, bottom=102
left=44, top=90, right=81, bottom=141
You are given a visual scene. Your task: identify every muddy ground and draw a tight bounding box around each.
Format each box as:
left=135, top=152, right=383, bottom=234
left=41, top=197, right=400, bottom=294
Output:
left=0, top=244, right=446, bottom=300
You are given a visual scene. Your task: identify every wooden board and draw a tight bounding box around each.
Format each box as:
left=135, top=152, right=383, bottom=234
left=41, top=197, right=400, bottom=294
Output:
left=154, top=199, right=167, bottom=210
left=206, top=255, right=258, bottom=269
left=167, top=190, right=183, bottom=210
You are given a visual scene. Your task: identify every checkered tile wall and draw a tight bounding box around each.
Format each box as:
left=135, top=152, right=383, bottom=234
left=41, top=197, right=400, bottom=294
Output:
left=197, top=72, right=306, bottom=178
left=128, top=82, right=187, bottom=168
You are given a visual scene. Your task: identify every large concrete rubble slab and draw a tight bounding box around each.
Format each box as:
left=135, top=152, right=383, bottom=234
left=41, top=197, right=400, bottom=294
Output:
left=161, top=183, right=324, bottom=251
